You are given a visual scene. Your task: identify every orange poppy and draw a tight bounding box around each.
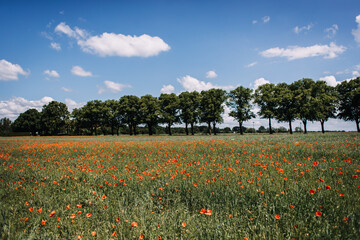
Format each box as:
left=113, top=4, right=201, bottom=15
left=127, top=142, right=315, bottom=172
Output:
left=181, top=222, right=186, bottom=227
left=275, top=214, right=280, bottom=219
left=49, top=210, right=55, bottom=217
left=41, top=219, right=47, bottom=225
left=131, top=222, right=138, bottom=227
left=316, top=211, right=322, bottom=217
left=86, top=213, right=91, bottom=217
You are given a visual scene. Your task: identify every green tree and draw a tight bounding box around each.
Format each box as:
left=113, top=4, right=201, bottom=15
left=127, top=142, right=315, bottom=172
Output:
left=0, top=117, right=12, bottom=136
left=119, top=95, right=141, bottom=135
left=178, top=91, right=201, bottom=135
left=254, top=83, right=277, bottom=134
left=274, top=83, right=297, bottom=134
left=313, top=81, right=337, bottom=133
left=292, top=78, right=317, bottom=134
left=227, top=86, right=255, bottom=135
left=104, top=99, right=122, bottom=135
left=81, top=100, right=104, bottom=135
left=140, top=94, right=160, bottom=135
left=41, top=101, right=69, bottom=135
left=12, top=109, right=41, bottom=135
left=200, top=89, right=227, bottom=135
left=337, top=77, right=360, bottom=132
left=159, top=93, right=180, bottom=136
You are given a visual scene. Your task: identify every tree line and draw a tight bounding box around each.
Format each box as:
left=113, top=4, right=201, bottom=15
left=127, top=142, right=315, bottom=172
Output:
left=1, top=77, right=359, bottom=136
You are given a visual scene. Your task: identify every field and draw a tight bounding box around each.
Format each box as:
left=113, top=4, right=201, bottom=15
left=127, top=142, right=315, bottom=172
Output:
left=0, top=133, right=359, bottom=239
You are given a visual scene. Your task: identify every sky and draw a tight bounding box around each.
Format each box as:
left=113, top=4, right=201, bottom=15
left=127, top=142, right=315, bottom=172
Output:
left=1, top=0, right=360, bottom=131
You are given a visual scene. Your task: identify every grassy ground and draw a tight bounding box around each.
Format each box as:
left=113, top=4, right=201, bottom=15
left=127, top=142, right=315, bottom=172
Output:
left=0, top=132, right=359, bottom=239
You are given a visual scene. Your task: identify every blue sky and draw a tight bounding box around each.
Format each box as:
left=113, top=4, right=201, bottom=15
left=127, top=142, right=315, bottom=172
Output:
left=1, top=0, right=360, bottom=131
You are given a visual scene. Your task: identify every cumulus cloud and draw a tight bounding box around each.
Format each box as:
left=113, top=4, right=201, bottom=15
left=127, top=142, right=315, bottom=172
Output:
left=294, top=23, right=313, bottom=34
left=54, top=22, right=170, bottom=57
left=0, top=59, right=29, bottom=81
left=160, top=84, right=175, bottom=94
left=262, top=16, right=270, bottom=23
left=78, top=33, right=170, bottom=57
left=260, top=42, right=346, bottom=60
left=253, top=77, right=270, bottom=90
left=98, top=80, right=132, bottom=94
left=50, top=42, right=61, bottom=51
left=71, top=66, right=93, bottom=77
left=64, top=98, right=85, bottom=112
left=0, top=96, right=53, bottom=119
left=320, top=75, right=342, bottom=87
left=245, top=61, right=257, bottom=68
left=352, top=14, right=360, bottom=43
left=325, top=24, right=338, bottom=38
left=177, top=75, right=234, bottom=92
left=44, top=70, right=60, bottom=78
left=206, top=70, right=217, bottom=79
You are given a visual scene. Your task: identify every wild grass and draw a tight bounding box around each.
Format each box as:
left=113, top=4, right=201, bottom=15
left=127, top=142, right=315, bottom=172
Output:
left=0, top=133, right=359, bottom=239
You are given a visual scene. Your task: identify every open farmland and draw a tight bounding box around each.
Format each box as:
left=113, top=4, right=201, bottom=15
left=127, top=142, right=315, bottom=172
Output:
left=0, top=133, right=359, bottom=239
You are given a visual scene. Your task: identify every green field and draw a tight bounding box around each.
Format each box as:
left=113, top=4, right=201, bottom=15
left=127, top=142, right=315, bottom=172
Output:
left=1, top=133, right=359, bottom=239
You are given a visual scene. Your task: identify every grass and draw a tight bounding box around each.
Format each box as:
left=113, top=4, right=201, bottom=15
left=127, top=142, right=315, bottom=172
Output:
left=0, top=132, right=359, bottom=239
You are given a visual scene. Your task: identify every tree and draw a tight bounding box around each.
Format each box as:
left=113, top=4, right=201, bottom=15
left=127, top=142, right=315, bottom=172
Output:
left=313, top=81, right=337, bottom=133
left=41, top=101, right=69, bottom=135
left=337, top=77, right=360, bottom=132
left=227, top=86, right=255, bottom=135
left=159, top=93, right=180, bottom=135
left=178, top=91, right=201, bottom=135
left=200, top=89, right=227, bottom=135
left=254, top=83, right=277, bottom=134
left=119, top=95, right=141, bottom=135
left=0, top=118, right=12, bottom=136
left=139, top=94, right=160, bottom=135
left=81, top=100, right=104, bottom=135
left=104, top=99, right=122, bottom=135
left=12, top=109, right=41, bottom=135
left=292, top=78, right=317, bottom=134
left=274, top=83, right=297, bottom=134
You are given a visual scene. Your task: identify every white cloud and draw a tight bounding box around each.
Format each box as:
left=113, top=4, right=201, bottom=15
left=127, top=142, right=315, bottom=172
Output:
left=245, top=61, right=257, bottom=68
left=50, top=42, right=61, bottom=51
left=262, top=16, right=270, bottom=23
left=0, top=96, right=53, bottom=120
left=252, top=20, right=258, bottom=24
left=325, top=24, right=338, bottom=38
left=352, top=14, right=360, bottom=43
left=0, top=59, right=29, bottom=81
left=260, top=42, right=346, bottom=60
left=352, top=70, right=360, bottom=77
left=253, top=77, right=270, bottom=90
left=54, top=22, right=170, bottom=58
left=65, top=98, right=85, bottom=112
left=206, top=70, right=217, bottom=78
left=320, top=75, right=342, bottom=87
left=61, top=87, right=72, bottom=92
left=177, top=75, right=234, bottom=92
left=71, top=65, right=93, bottom=77
left=160, top=84, right=175, bottom=94
left=294, top=23, right=313, bottom=34
left=98, top=80, right=132, bottom=94
left=44, top=69, right=60, bottom=78
left=78, top=33, right=170, bottom=57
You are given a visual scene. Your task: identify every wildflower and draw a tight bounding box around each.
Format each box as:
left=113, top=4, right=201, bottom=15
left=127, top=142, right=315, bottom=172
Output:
left=316, top=211, right=322, bottom=217
left=49, top=210, right=55, bottom=217
left=29, top=207, right=33, bottom=212
left=112, top=231, right=117, bottom=236
left=205, top=209, right=212, bottom=215
left=326, top=186, right=331, bottom=190
left=309, top=189, right=315, bottom=194
left=91, top=231, right=96, bottom=236
left=37, top=208, right=43, bottom=213
left=86, top=213, right=91, bottom=217
left=131, top=222, right=138, bottom=227
left=275, top=214, right=280, bottom=219
left=139, top=234, right=144, bottom=239
left=41, top=219, right=47, bottom=225
left=101, top=194, right=107, bottom=199
left=181, top=222, right=186, bottom=227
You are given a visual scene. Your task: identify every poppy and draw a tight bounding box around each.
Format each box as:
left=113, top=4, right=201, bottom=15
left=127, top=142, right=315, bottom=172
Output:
left=275, top=214, right=280, bottom=219
left=316, top=211, right=322, bottom=217
left=49, top=210, right=55, bottom=217
left=131, top=222, right=138, bottom=227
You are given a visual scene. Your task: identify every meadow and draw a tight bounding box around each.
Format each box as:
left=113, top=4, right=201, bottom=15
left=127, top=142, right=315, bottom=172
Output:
left=0, top=133, right=359, bottom=239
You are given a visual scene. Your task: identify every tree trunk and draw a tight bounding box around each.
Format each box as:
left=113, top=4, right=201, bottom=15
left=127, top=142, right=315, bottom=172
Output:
left=168, top=123, right=172, bottom=136
left=288, top=121, right=293, bottom=134
left=239, top=122, right=243, bottom=135
left=268, top=117, right=273, bottom=134
left=185, top=123, right=189, bottom=135
left=133, top=125, right=137, bottom=135
left=302, top=120, right=307, bottom=134
left=320, top=121, right=325, bottom=134
left=213, top=122, right=217, bottom=135
left=116, top=127, right=119, bottom=136
left=148, top=123, right=153, bottom=136
left=190, top=122, right=194, bottom=135
left=129, top=124, right=133, bottom=135
left=356, top=119, right=360, bottom=133
left=207, top=122, right=212, bottom=135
